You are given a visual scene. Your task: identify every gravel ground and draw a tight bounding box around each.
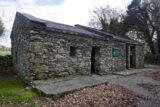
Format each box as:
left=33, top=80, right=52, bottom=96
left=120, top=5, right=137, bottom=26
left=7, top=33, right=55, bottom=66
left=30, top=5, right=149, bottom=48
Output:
left=110, top=71, right=160, bottom=107
left=144, top=64, right=160, bottom=69
left=144, top=71, right=160, bottom=81
left=0, top=66, right=160, bottom=107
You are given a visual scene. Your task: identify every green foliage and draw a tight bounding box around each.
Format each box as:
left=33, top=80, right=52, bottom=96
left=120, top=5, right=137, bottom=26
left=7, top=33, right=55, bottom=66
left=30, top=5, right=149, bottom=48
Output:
left=0, top=19, right=4, bottom=36
left=124, top=0, right=160, bottom=54
left=0, top=76, right=36, bottom=103
left=145, top=54, right=160, bottom=64
left=0, top=51, right=11, bottom=56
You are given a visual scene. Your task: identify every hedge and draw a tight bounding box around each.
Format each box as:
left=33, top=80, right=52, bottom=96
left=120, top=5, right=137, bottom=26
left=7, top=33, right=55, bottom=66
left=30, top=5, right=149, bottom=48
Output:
left=144, top=54, right=160, bottom=64
left=0, top=55, right=12, bottom=70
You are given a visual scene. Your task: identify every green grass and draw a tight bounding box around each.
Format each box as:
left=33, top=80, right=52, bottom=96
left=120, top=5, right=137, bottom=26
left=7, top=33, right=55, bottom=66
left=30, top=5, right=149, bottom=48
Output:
left=0, top=51, right=11, bottom=56
left=0, top=76, right=36, bottom=103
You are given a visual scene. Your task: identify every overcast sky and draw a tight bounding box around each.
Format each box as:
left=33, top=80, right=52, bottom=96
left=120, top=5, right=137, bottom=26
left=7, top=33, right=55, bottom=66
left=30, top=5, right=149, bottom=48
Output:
left=0, top=0, right=132, bottom=47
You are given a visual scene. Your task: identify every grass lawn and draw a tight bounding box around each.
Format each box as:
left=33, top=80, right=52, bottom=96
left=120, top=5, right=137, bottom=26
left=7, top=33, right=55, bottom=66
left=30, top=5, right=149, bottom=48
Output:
left=0, top=51, right=11, bottom=56
left=0, top=76, right=36, bottom=103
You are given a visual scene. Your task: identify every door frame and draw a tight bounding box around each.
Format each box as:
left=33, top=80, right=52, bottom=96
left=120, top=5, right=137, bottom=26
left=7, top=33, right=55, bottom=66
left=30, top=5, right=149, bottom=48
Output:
left=91, top=47, right=100, bottom=74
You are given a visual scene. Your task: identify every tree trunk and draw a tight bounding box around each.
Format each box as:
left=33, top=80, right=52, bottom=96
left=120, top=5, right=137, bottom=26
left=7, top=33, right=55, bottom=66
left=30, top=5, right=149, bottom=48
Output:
left=145, top=32, right=156, bottom=54
left=157, top=28, right=160, bottom=54
left=148, top=40, right=156, bottom=54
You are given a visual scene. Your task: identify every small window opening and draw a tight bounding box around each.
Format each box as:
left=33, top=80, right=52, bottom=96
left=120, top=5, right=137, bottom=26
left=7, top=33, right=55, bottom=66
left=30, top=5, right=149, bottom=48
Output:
left=70, top=47, right=76, bottom=57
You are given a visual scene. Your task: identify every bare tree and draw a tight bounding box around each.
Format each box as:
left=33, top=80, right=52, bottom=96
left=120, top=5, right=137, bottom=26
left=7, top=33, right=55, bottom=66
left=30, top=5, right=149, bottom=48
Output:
left=89, top=6, right=129, bottom=35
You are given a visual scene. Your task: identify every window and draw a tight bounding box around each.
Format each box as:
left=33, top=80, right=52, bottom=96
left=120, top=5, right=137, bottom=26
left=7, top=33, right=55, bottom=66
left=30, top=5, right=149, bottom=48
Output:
left=70, top=47, right=76, bottom=57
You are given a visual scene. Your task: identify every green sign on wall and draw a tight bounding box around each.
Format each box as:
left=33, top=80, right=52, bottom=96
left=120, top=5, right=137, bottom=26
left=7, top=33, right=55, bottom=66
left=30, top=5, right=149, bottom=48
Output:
left=113, top=49, right=119, bottom=57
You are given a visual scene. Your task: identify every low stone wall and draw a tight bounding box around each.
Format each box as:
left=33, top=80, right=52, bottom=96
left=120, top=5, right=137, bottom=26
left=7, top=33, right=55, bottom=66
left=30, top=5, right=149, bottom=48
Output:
left=0, top=55, right=12, bottom=70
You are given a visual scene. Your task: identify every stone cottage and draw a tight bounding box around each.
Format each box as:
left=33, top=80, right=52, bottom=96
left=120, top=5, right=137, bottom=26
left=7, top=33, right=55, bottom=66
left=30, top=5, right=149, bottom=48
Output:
left=11, top=12, right=144, bottom=82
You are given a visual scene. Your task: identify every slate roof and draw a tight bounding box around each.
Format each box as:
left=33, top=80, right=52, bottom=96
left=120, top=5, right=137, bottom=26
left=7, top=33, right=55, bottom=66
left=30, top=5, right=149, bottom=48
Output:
left=19, top=12, right=101, bottom=38
left=18, top=12, right=143, bottom=45
left=75, top=25, right=143, bottom=45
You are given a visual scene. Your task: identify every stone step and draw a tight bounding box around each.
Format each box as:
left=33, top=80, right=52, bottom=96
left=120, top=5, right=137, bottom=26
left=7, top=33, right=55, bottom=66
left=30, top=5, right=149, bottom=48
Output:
left=32, top=67, right=158, bottom=97
left=32, top=75, right=120, bottom=96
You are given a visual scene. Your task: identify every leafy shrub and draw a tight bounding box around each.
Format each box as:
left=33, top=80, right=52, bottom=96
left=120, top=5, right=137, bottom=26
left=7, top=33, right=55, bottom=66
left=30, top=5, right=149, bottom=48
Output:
left=145, top=54, right=160, bottom=64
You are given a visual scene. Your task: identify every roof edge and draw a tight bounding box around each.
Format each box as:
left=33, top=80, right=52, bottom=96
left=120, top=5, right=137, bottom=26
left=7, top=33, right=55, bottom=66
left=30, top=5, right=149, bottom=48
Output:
left=16, top=12, right=46, bottom=26
left=14, top=12, right=110, bottom=41
left=75, top=24, right=144, bottom=45
left=75, top=24, right=113, bottom=38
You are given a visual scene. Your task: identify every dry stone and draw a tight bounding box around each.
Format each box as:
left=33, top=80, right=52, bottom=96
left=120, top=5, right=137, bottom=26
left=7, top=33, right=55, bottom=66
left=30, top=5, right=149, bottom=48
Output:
left=11, top=12, right=144, bottom=82
left=0, top=55, right=12, bottom=70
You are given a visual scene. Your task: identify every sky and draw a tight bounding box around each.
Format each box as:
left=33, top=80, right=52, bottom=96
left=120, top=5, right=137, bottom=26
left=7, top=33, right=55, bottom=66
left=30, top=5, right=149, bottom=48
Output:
left=0, top=0, right=132, bottom=47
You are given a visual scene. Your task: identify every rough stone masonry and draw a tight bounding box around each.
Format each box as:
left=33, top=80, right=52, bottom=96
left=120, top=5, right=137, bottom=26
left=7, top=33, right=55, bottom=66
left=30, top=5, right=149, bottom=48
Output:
left=11, top=12, right=144, bottom=82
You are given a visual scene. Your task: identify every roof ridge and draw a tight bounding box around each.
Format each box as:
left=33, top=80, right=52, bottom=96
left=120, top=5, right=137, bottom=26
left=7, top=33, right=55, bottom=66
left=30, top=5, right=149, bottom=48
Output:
left=16, top=12, right=143, bottom=45
left=17, top=12, right=76, bottom=28
left=16, top=12, right=104, bottom=38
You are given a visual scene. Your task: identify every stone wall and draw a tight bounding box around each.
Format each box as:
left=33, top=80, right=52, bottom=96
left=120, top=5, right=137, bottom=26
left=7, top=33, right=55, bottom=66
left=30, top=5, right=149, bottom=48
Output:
left=11, top=13, right=31, bottom=81
left=28, top=30, right=112, bottom=80
left=135, top=45, right=144, bottom=68
left=111, top=41, right=126, bottom=71
left=27, top=29, right=134, bottom=80
left=0, top=55, right=12, bottom=70
left=11, top=12, right=144, bottom=82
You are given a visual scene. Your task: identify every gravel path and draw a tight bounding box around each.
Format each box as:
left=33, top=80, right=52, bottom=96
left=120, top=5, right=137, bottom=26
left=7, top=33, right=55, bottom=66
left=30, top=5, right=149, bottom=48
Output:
left=1, top=64, right=160, bottom=107
left=144, top=63, right=160, bottom=69
left=0, top=83, right=141, bottom=107
left=110, top=71, right=160, bottom=107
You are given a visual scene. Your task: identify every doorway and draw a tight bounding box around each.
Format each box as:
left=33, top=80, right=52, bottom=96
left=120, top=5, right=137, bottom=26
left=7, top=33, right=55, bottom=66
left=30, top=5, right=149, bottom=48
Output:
left=126, top=46, right=129, bottom=68
left=91, top=47, right=100, bottom=74
left=130, top=46, right=136, bottom=68
left=126, top=45, right=136, bottom=69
